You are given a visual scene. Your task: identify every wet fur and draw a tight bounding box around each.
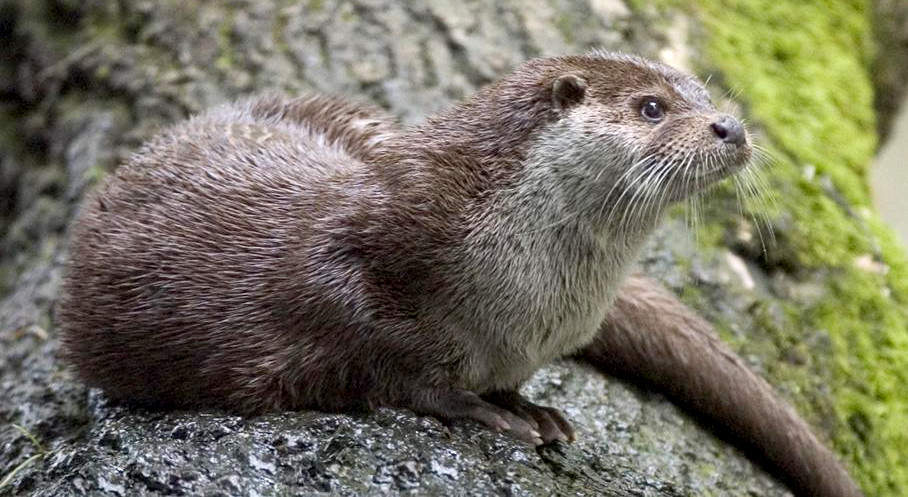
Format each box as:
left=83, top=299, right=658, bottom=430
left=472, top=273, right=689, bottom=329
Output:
left=58, top=52, right=861, bottom=496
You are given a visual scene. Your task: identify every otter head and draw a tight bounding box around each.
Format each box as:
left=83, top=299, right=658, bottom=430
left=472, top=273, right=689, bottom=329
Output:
left=520, top=51, right=752, bottom=231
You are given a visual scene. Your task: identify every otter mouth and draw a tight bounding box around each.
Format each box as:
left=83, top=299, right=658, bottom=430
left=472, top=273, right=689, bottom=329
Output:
left=596, top=143, right=753, bottom=229
left=689, top=145, right=752, bottom=187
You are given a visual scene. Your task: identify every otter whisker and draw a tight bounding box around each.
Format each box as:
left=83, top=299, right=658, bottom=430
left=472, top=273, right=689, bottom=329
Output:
left=739, top=174, right=770, bottom=254
left=683, top=152, right=700, bottom=232
left=641, top=156, right=679, bottom=223
left=740, top=167, right=778, bottom=249
left=623, top=159, right=663, bottom=227
left=618, top=157, right=672, bottom=230
left=645, top=151, right=687, bottom=223
left=527, top=150, right=658, bottom=236
left=690, top=154, right=707, bottom=238
left=738, top=147, right=778, bottom=237
left=722, top=85, right=744, bottom=102
left=614, top=161, right=658, bottom=230
left=594, top=153, right=650, bottom=226
left=667, top=151, right=694, bottom=209
left=601, top=154, right=661, bottom=230
left=732, top=175, right=747, bottom=218
left=624, top=165, right=660, bottom=228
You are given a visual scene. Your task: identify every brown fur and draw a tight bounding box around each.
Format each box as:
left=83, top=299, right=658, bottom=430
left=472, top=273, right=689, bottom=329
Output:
left=57, top=52, right=862, bottom=496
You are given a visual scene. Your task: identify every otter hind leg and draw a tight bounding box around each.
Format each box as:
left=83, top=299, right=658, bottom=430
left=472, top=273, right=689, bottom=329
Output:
left=409, top=388, right=544, bottom=446
left=483, top=390, right=575, bottom=444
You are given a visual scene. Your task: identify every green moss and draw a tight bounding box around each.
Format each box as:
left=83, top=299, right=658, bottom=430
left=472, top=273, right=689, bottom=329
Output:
left=697, top=1, right=877, bottom=206
left=674, top=1, right=908, bottom=495
left=215, top=10, right=237, bottom=73
left=553, top=13, right=577, bottom=44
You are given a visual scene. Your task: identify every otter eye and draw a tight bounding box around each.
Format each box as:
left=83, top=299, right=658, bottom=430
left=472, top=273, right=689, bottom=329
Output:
left=640, top=99, right=664, bottom=123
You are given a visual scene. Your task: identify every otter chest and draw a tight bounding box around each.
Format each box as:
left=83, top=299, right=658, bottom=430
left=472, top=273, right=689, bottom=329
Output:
left=460, top=233, right=626, bottom=391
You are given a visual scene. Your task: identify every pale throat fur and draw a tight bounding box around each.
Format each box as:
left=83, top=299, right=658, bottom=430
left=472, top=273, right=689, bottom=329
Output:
left=411, top=56, right=747, bottom=393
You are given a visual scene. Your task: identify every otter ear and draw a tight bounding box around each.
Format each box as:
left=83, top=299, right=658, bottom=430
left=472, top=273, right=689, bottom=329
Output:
left=552, top=73, right=587, bottom=111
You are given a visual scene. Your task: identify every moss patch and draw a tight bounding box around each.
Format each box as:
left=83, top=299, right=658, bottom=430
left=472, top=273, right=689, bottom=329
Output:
left=675, top=1, right=908, bottom=495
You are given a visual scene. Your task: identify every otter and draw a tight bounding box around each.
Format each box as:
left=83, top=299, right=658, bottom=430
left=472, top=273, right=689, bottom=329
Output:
left=57, top=52, right=863, bottom=497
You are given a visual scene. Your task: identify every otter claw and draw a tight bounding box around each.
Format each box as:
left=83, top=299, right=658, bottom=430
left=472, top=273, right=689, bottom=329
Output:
left=483, top=391, right=575, bottom=445
left=412, top=388, right=549, bottom=445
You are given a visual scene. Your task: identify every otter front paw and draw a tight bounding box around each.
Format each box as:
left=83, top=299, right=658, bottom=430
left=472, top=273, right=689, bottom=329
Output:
left=411, top=388, right=544, bottom=445
left=483, top=390, right=575, bottom=444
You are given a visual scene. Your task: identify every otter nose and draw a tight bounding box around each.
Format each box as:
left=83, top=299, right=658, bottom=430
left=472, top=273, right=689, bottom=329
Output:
left=711, top=115, right=745, bottom=146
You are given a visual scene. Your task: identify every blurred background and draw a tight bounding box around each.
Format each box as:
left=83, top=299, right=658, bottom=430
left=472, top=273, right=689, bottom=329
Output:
left=871, top=0, right=908, bottom=243
left=872, top=94, right=908, bottom=244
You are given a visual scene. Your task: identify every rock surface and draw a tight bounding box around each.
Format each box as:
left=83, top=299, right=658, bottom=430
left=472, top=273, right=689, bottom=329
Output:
left=1, top=1, right=904, bottom=496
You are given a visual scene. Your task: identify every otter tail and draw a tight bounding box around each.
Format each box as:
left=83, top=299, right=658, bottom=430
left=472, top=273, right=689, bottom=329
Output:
left=578, top=274, right=863, bottom=497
